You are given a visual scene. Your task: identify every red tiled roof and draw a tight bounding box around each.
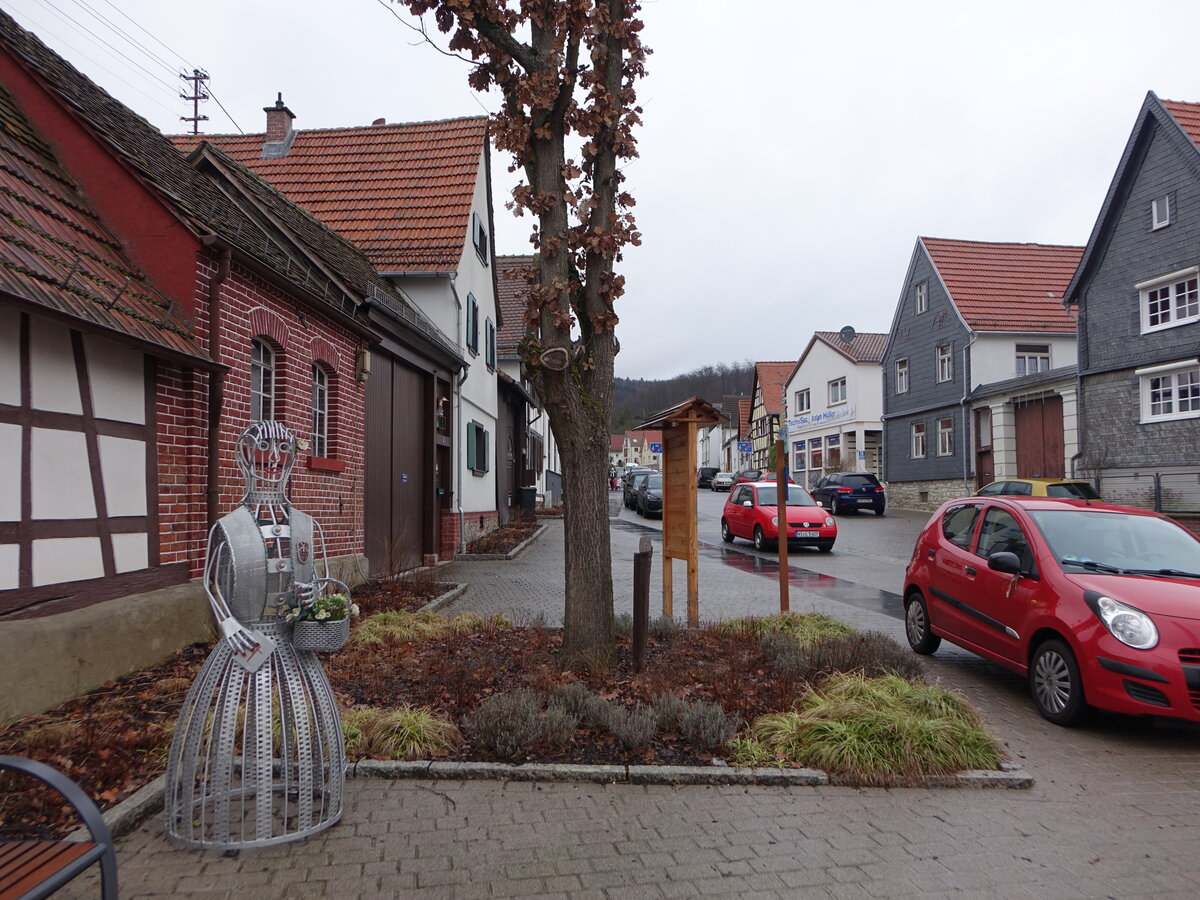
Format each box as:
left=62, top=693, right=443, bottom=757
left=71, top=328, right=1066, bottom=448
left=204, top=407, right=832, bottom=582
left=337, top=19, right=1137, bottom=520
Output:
left=610, top=434, right=625, bottom=452
left=1161, top=99, right=1200, bottom=147
left=0, top=81, right=205, bottom=362
left=921, top=237, right=1083, bottom=333
left=813, top=331, right=887, bottom=363
left=754, top=362, right=794, bottom=416
left=495, top=255, right=534, bottom=353
left=173, top=116, right=488, bottom=274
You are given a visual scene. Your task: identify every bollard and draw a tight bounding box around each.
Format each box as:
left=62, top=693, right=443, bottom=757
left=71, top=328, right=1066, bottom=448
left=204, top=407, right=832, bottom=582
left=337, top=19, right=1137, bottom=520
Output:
left=633, top=536, right=652, bottom=672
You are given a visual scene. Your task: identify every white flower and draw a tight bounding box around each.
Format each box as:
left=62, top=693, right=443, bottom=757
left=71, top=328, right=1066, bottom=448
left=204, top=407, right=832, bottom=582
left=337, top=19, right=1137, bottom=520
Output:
left=315, top=610, right=329, bottom=621
left=295, top=438, right=310, bottom=451
left=350, top=604, right=360, bottom=617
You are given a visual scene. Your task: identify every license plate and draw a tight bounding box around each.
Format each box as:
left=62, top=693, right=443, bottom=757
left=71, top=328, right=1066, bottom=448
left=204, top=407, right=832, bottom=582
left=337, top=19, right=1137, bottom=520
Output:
left=794, top=530, right=820, bottom=538
left=857, top=498, right=874, bottom=504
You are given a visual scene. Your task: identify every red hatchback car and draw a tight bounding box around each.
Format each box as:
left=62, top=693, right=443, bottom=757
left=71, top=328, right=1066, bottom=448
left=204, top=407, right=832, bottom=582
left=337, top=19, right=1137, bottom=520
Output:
left=721, top=482, right=836, bottom=552
left=903, top=496, right=1200, bottom=725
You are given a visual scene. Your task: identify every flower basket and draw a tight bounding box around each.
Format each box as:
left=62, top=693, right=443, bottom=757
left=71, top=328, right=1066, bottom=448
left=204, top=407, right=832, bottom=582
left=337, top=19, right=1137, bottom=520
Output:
left=292, top=616, right=350, bottom=652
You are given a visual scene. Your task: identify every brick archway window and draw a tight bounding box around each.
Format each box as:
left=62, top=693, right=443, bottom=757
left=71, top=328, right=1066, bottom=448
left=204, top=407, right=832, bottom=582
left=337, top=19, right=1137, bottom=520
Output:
left=250, top=338, right=276, bottom=421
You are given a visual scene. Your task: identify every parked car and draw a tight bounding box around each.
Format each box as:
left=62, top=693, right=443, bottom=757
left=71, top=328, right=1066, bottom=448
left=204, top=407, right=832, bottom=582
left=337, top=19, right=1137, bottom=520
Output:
left=697, top=466, right=719, bottom=489
left=811, top=472, right=886, bottom=516
left=721, top=482, right=836, bottom=552
left=635, top=473, right=665, bottom=518
left=710, top=472, right=736, bottom=492
left=902, top=495, right=1200, bottom=726
left=974, top=478, right=1102, bottom=501
left=623, top=467, right=654, bottom=508
left=733, top=469, right=792, bottom=485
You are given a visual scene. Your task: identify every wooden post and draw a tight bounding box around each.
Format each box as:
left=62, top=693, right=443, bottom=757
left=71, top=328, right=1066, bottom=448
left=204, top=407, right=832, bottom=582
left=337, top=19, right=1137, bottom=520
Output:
left=776, top=437, right=789, bottom=613
left=633, top=536, right=651, bottom=672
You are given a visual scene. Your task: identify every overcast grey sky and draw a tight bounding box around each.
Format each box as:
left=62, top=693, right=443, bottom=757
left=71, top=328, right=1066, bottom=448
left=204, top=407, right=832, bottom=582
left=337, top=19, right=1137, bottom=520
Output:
left=8, top=0, right=1200, bottom=379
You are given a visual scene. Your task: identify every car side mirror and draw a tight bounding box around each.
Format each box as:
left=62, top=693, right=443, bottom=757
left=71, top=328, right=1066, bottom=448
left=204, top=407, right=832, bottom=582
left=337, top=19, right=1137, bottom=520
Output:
left=988, top=551, right=1021, bottom=575
left=742, top=500, right=753, bottom=508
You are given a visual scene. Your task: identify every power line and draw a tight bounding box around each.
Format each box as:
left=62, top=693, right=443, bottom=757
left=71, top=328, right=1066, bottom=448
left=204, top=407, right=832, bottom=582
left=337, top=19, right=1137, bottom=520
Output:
left=93, top=0, right=196, bottom=71
left=71, top=0, right=185, bottom=74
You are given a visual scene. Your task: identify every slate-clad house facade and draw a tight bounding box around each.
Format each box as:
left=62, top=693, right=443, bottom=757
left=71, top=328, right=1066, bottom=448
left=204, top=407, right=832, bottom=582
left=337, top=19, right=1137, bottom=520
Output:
left=882, top=238, right=1082, bottom=509
left=1065, top=92, right=1200, bottom=511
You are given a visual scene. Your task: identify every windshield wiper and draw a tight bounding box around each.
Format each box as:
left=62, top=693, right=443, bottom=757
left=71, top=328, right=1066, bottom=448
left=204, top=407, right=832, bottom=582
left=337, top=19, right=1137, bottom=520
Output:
left=1059, top=558, right=1127, bottom=574
left=1122, top=567, right=1200, bottom=578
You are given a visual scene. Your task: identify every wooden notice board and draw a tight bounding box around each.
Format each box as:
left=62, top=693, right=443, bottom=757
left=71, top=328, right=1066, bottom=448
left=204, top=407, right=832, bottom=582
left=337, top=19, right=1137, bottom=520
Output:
left=637, top=397, right=725, bottom=627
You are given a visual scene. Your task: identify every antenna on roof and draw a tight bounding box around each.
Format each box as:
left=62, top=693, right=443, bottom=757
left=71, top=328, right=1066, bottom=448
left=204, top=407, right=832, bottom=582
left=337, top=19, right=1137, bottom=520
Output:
left=838, top=325, right=856, bottom=344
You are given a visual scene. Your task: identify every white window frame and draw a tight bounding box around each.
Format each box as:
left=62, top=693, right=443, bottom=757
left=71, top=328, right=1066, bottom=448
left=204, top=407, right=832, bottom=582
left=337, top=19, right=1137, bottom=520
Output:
left=1152, top=194, right=1171, bottom=230
left=311, top=364, right=329, bottom=458
left=250, top=338, right=275, bottom=422
left=794, top=388, right=810, bottom=414
left=936, top=345, right=953, bottom=383
left=915, top=281, right=928, bottom=315
left=1137, top=359, right=1200, bottom=423
left=910, top=422, right=926, bottom=459
left=467, top=419, right=490, bottom=474
left=828, top=377, right=847, bottom=406
left=936, top=417, right=953, bottom=456
left=1015, top=344, right=1051, bottom=377
left=895, top=358, right=908, bottom=394
left=472, top=211, right=490, bottom=265
left=1138, top=267, right=1200, bottom=334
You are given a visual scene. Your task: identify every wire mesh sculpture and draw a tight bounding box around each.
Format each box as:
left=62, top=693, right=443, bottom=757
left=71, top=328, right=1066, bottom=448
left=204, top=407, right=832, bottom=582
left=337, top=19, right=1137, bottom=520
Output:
left=164, top=421, right=348, bottom=848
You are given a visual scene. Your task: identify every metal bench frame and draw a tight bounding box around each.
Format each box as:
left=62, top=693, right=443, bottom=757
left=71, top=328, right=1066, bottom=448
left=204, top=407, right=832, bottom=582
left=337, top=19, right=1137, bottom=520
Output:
left=0, top=756, right=117, bottom=900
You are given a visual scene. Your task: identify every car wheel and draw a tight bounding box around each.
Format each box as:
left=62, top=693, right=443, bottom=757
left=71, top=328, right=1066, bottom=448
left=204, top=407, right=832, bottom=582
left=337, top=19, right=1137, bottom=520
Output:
left=753, top=526, right=772, bottom=552
left=874, top=507, right=885, bottom=517
left=1030, top=639, right=1088, bottom=726
left=904, top=590, right=941, bottom=655
left=721, top=519, right=734, bottom=543
left=817, top=542, right=834, bottom=553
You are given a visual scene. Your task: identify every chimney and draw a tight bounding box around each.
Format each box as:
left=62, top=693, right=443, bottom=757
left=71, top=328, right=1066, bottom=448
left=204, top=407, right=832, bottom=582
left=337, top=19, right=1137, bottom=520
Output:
left=263, top=93, right=295, bottom=143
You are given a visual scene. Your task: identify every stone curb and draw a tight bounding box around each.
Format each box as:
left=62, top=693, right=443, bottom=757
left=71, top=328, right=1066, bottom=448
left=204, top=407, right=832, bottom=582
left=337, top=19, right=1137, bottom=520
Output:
left=419, top=582, right=467, bottom=612
left=68, top=757, right=1034, bottom=843
left=453, top=524, right=549, bottom=561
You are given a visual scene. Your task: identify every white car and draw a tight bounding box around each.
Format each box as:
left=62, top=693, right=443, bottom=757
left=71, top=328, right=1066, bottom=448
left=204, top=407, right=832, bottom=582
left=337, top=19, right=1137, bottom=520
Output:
left=710, top=472, right=736, bottom=492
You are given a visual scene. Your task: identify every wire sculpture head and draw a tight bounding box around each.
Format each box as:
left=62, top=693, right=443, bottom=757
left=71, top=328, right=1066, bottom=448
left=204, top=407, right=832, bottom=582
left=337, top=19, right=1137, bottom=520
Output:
left=234, top=420, right=296, bottom=503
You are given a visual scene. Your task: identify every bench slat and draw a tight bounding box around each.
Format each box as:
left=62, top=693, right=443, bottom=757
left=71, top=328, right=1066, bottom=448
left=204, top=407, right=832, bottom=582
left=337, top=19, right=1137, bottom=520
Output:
left=0, top=841, right=96, bottom=900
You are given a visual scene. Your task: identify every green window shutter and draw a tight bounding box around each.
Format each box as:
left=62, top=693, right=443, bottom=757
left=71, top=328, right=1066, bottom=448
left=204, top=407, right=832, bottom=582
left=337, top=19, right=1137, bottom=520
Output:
left=467, top=421, right=476, bottom=470
left=482, top=428, right=490, bottom=472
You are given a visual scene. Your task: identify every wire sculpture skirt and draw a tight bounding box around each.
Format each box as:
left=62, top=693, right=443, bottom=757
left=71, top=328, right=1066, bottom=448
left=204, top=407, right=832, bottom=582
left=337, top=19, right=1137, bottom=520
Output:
left=164, top=622, right=345, bottom=848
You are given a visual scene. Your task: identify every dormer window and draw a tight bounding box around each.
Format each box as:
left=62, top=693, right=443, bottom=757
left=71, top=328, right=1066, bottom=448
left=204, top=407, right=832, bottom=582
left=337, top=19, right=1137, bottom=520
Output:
left=1152, top=194, right=1172, bottom=230
left=915, top=281, right=928, bottom=315
left=472, top=212, right=490, bottom=266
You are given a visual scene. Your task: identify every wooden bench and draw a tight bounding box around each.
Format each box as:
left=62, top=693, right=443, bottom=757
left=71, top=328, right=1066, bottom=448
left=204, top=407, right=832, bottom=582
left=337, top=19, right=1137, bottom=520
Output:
left=0, top=756, right=117, bottom=900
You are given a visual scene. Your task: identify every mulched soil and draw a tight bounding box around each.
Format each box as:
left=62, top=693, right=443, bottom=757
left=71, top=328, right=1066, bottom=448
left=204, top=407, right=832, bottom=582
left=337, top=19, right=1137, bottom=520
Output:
left=0, top=520, right=797, bottom=841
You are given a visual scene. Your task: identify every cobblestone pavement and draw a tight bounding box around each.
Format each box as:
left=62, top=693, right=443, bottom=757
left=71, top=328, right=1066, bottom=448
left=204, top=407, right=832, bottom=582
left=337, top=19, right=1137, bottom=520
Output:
left=63, top=498, right=1200, bottom=898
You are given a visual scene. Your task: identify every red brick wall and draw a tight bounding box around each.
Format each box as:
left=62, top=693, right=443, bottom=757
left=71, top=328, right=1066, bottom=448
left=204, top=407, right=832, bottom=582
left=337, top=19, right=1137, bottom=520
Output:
left=157, top=254, right=367, bottom=578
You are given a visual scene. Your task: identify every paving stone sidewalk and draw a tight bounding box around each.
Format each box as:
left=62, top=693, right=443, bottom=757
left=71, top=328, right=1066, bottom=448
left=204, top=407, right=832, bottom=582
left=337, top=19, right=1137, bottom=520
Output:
left=60, top=501, right=1200, bottom=898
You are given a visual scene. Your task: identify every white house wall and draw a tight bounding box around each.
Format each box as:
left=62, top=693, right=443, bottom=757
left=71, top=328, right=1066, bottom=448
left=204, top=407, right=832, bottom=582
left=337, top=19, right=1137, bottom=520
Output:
left=783, top=340, right=884, bottom=481
left=1, top=313, right=150, bottom=591
left=453, top=147, right=500, bottom=515
left=970, top=333, right=1077, bottom=387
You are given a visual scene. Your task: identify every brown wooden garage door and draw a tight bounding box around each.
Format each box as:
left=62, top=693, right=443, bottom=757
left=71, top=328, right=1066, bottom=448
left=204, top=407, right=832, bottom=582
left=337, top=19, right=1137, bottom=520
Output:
left=365, top=353, right=430, bottom=574
left=1014, top=395, right=1064, bottom=479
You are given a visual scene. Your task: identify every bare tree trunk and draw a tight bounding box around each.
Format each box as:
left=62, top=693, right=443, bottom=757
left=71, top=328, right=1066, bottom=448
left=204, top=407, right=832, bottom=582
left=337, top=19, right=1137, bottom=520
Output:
left=556, top=421, right=615, bottom=666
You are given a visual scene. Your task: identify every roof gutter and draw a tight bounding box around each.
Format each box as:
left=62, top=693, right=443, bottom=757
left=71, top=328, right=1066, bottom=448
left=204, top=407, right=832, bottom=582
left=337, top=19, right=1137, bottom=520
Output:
left=379, top=270, right=457, bottom=279
left=206, top=245, right=232, bottom=530
left=199, top=234, right=380, bottom=344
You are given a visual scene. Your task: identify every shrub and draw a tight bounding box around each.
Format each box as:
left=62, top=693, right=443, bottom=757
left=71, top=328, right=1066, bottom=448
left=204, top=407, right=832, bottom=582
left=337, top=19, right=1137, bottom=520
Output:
left=760, top=631, right=926, bottom=682
left=714, top=613, right=855, bottom=644
left=727, top=737, right=775, bottom=768
left=343, top=707, right=462, bottom=760
left=352, top=610, right=509, bottom=646
left=651, top=692, right=688, bottom=731
left=649, top=616, right=682, bottom=638
left=613, top=613, right=633, bottom=636
left=745, top=673, right=1003, bottom=782
left=466, top=689, right=544, bottom=760
left=680, top=701, right=740, bottom=752
left=541, top=701, right=580, bottom=749
left=610, top=703, right=657, bottom=751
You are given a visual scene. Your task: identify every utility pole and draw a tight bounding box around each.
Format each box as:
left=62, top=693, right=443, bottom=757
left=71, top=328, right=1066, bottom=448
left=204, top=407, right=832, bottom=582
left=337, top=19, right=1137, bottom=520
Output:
left=179, top=69, right=210, bottom=135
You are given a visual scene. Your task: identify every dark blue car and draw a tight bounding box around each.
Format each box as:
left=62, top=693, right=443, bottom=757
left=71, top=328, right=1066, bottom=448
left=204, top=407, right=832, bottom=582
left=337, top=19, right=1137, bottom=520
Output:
left=811, top=472, right=886, bottom=516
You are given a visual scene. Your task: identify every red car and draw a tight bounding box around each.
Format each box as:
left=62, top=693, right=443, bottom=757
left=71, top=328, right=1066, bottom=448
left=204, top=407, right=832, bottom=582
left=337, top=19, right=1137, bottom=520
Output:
left=903, top=496, right=1200, bottom=725
left=721, top=482, right=836, bottom=552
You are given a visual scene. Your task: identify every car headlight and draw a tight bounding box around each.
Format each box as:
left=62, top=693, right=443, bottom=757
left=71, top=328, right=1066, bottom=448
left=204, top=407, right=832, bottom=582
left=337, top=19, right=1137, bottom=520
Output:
left=770, top=516, right=778, bottom=526
left=825, top=516, right=835, bottom=526
left=1086, top=593, right=1158, bottom=650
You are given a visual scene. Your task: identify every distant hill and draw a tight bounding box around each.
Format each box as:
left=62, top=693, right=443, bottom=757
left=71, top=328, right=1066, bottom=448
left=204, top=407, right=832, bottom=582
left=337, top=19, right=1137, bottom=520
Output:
left=612, top=361, right=756, bottom=432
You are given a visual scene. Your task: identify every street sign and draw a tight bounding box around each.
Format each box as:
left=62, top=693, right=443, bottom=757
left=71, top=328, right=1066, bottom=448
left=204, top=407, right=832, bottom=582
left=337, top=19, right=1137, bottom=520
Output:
left=649, top=442, right=663, bottom=453
left=737, top=441, right=752, bottom=453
